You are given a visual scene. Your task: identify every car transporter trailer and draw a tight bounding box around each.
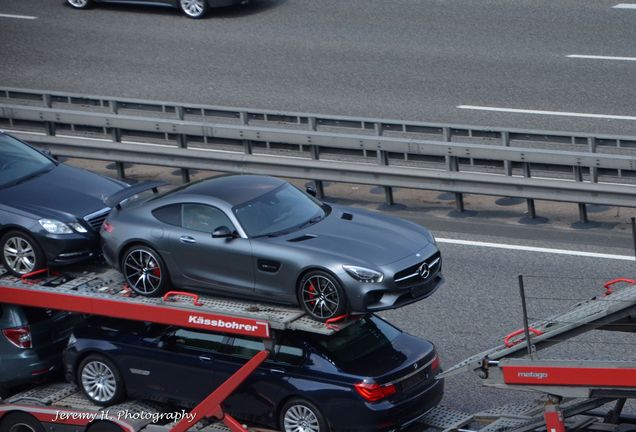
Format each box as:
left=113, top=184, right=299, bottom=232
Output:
left=0, top=267, right=635, bottom=432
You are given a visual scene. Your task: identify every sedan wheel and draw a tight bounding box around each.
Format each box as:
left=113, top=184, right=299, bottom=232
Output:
left=122, top=246, right=168, bottom=296
left=179, top=0, right=209, bottom=18
left=280, top=399, right=326, bottom=432
left=0, top=231, right=45, bottom=277
left=299, top=271, right=346, bottom=321
left=67, top=0, right=92, bottom=9
left=78, top=355, right=125, bottom=406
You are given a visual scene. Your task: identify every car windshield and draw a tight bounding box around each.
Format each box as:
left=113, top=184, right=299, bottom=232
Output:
left=0, top=134, right=55, bottom=188
left=233, top=183, right=326, bottom=238
left=309, top=315, right=401, bottom=365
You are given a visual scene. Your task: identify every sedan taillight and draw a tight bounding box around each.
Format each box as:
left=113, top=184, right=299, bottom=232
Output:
left=354, top=382, right=396, bottom=402
left=3, top=326, right=32, bottom=349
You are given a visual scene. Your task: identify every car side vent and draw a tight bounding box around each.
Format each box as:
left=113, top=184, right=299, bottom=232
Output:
left=341, top=212, right=353, bottom=220
left=288, top=234, right=317, bottom=242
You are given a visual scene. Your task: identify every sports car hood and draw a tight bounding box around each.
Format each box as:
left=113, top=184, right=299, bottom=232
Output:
left=0, top=164, right=125, bottom=219
left=281, top=205, right=431, bottom=266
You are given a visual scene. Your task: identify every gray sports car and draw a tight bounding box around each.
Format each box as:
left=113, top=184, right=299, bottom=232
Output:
left=101, top=175, right=443, bottom=320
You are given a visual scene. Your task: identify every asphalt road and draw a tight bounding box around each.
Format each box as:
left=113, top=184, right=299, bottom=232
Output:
left=0, top=0, right=635, bottom=136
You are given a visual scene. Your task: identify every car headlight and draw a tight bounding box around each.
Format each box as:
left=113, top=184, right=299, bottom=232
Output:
left=38, top=219, right=73, bottom=234
left=343, top=265, right=384, bottom=283
left=68, top=222, right=88, bottom=233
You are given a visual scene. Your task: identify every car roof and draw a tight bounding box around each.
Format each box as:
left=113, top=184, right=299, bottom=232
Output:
left=170, top=174, right=287, bottom=207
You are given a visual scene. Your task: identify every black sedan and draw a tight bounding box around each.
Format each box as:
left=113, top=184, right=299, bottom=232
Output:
left=66, top=0, right=247, bottom=19
left=101, top=175, right=443, bottom=321
left=64, top=315, right=444, bottom=432
left=0, top=132, right=126, bottom=276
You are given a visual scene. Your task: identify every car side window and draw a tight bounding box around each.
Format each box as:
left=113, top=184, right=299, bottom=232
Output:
left=275, top=339, right=305, bottom=366
left=173, top=329, right=226, bottom=354
left=228, top=337, right=265, bottom=359
left=152, top=204, right=182, bottom=226
left=182, top=203, right=235, bottom=233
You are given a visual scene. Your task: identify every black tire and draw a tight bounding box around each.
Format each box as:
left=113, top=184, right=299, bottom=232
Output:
left=0, top=230, right=46, bottom=277
left=179, top=0, right=209, bottom=18
left=66, top=0, right=93, bottom=9
left=121, top=245, right=169, bottom=297
left=279, top=398, right=328, bottom=432
left=86, top=421, right=125, bottom=432
left=0, top=412, right=46, bottom=432
left=298, top=270, right=347, bottom=322
left=77, top=354, right=126, bottom=406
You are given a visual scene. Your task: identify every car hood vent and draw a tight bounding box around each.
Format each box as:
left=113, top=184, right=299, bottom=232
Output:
left=341, top=212, right=353, bottom=220
left=288, top=234, right=317, bottom=242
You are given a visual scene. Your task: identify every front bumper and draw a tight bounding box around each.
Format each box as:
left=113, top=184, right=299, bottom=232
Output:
left=35, top=230, right=99, bottom=265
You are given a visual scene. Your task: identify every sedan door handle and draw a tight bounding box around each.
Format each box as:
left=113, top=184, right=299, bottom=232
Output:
left=199, top=356, right=212, bottom=362
left=180, top=236, right=196, bottom=244
left=270, top=368, right=285, bottom=374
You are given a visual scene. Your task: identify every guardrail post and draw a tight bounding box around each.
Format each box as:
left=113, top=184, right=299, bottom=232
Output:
left=588, top=137, right=598, bottom=183
left=240, top=112, right=252, bottom=155
left=574, top=166, right=589, bottom=224
left=42, top=94, right=56, bottom=136
left=376, top=123, right=394, bottom=206
left=523, top=163, right=537, bottom=219
left=308, top=117, right=324, bottom=198
left=502, top=131, right=512, bottom=176
left=443, top=127, right=465, bottom=212
left=176, top=106, right=191, bottom=183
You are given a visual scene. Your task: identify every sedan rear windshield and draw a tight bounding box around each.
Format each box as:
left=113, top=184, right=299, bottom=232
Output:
left=310, top=315, right=401, bottom=364
left=0, top=134, right=55, bottom=188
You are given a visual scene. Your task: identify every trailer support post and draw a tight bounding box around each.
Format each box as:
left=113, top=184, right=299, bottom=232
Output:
left=543, top=399, right=566, bottom=432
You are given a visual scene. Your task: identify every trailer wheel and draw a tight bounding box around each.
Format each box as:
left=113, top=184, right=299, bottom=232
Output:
left=86, top=421, right=124, bottom=432
left=78, top=355, right=126, bottom=406
left=0, top=412, right=45, bottom=432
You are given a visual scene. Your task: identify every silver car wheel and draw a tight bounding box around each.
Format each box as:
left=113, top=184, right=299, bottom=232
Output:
left=81, top=360, right=117, bottom=403
left=301, top=275, right=341, bottom=319
left=180, top=0, right=206, bottom=17
left=123, top=249, right=163, bottom=295
left=68, top=0, right=90, bottom=7
left=3, top=236, right=36, bottom=275
left=283, top=404, right=321, bottom=432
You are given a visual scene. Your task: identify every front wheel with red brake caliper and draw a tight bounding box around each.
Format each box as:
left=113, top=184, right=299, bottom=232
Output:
left=298, top=270, right=346, bottom=321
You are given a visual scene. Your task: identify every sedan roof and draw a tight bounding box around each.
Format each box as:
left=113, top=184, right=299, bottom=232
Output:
left=175, top=175, right=287, bottom=206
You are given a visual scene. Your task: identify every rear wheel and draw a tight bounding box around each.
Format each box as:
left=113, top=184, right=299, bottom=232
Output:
left=179, top=0, right=209, bottom=18
left=121, top=245, right=169, bottom=297
left=67, top=0, right=93, bottom=9
left=0, top=231, right=46, bottom=277
left=298, top=270, right=346, bottom=321
left=78, top=355, right=125, bottom=406
left=0, top=412, right=46, bottom=432
left=279, top=398, right=327, bottom=432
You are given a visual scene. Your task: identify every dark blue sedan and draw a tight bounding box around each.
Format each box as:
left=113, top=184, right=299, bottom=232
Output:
left=63, top=315, right=443, bottom=432
left=0, top=132, right=126, bottom=276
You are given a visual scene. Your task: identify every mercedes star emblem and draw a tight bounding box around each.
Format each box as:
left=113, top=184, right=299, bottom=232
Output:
left=418, top=263, right=430, bottom=279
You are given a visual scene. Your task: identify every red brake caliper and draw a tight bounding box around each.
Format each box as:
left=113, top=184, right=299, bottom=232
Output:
left=307, top=282, right=316, bottom=305
left=152, top=267, right=161, bottom=277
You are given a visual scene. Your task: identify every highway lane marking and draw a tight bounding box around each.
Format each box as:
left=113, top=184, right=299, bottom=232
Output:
left=437, top=238, right=634, bottom=261
left=0, top=13, right=37, bottom=20
left=457, top=105, right=636, bottom=121
left=567, top=54, right=636, bottom=62
left=613, top=3, right=636, bottom=8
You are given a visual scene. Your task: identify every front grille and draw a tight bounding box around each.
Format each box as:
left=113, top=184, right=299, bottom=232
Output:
left=394, top=252, right=441, bottom=288
left=83, top=207, right=111, bottom=232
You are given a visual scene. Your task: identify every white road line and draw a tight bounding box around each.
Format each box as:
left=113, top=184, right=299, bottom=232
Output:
left=0, top=13, right=37, bottom=20
left=437, top=238, right=634, bottom=261
left=613, top=3, right=636, bottom=8
left=567, top=54, right=636, bottom=62
left=457, top=105, right=636, bottom=121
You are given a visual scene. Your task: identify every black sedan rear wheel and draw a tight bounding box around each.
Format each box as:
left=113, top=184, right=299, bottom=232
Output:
left=298, top=270, right=346, bottom=321
left=78, top=354, right=125, bottom=406
left=280, top=398, right=327, bottom=432
left=179, top=0, right=209, bottom=18
left=67, top=0, right=93, bottom=9
left=121, top=245, right=169, bottom=297
left=0, top=230, right=46, bottom=277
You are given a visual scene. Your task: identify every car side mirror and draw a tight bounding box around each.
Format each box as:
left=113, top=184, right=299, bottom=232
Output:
left=306, top=185, right=317, bottom=197
left=212, top=226, right=235, bottom=239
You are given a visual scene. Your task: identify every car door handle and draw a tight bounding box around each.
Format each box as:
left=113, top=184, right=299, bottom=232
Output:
left=180, top=236, right=196, bottom=244
left=199, top=356, right=212, bottom=362
left=270, top=368, right=285, bottom=374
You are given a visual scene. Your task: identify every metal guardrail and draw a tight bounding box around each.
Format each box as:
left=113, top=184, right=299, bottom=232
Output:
left=2, top=87, right=636, bottom=223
